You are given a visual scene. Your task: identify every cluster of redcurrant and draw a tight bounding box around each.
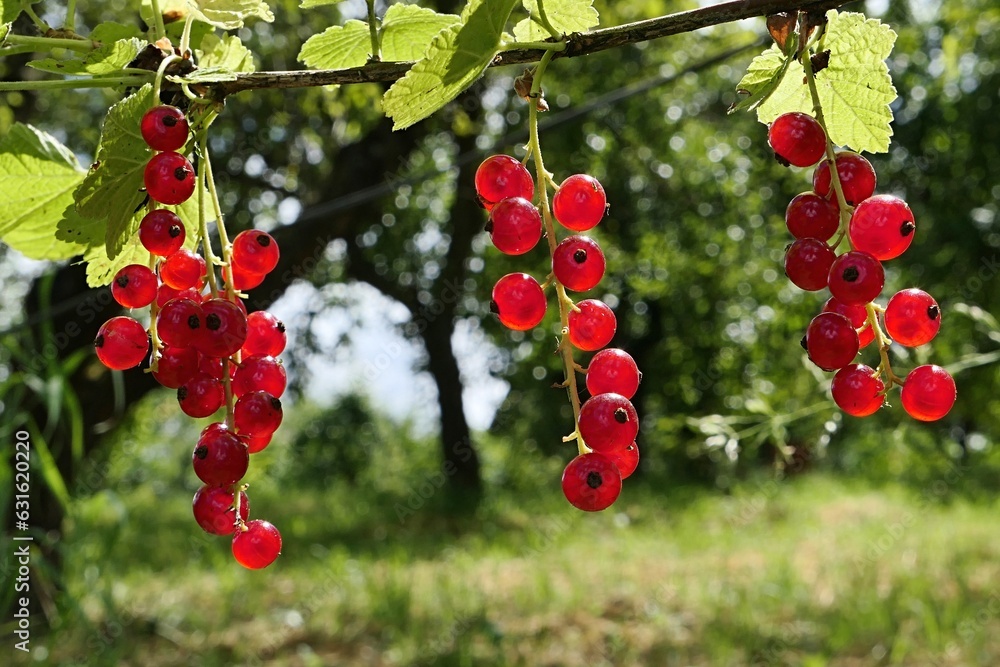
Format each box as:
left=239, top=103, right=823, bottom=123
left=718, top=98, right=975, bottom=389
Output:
left=92, top=104, right=286, bottom=568
left=769, top=112, right=956, bottom=421
left=476, top=155, right=641, bottom=512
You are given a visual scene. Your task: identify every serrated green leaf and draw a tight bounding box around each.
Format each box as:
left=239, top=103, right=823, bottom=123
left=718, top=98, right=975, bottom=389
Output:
left=728, top=44, right=791, bottom=115
left=383, top=0, right=519, bottom=131
left=0, top=124, right=91, bottom=260
left=513, top=0, right=598, bottom=42
left=168, top=66, right=239, bottom=83
left=84, top=234, right=149, bottom=287
left=300, top=0, right=348, bottom=6
left=1, top=0, right=27, bottom=24
left=299, top=20, right=371, bottom=70
left=90, top=21, right=144, bottom=43
left=189, top=0, right=274, bottom=30
left=0, top=22, right=10, bottom=45
left=380, top=4, right=459, bottom=62
left=757, top=11, right=897, bottom=154
left=196, top=33, right=255, bottom=72
left=28, top=38, right=144, bottom=76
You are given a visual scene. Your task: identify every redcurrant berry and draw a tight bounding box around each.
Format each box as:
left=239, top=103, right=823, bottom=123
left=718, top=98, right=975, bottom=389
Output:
left=561, top=452, right=622, bottom=512
left=140, top=105, right=189, bottom=152
left=578, top=392, right=639, bottom=453
left=552, top=236, right=606, bottom=292
left=768, top=112, right=827, bottom=167
left=233, top=355, right=287, bottom=398
left=586, top=348, right=640, bottom=399
left=813, top=152, right=877, bottom=206
left=139, top=209, right=185, bottom=256
left=192, top=427, right=249, bottom=487
left=232, top=229, right=280, bottom=275
left=785, top=192, right=840, bottom=241
left=568, top=299, right=616, bottom=351
left=553, top=174, right=607, bottom=231
left=192, top=485, right=249, bottom=535
left=152, top=345, right=199, bottom=389
left=94, top=316, right=149, bottom=370
left=228, top=264, right=265, bottom=291
left=198, top=298, right=248, bottom=358
left=474, top=155, right=534, bottom=209
left=486, top=197, right=542, bottom=255
left=177, top=372, right=225, bottom=418
left=144, top=151, right=196, bottom=205
left=606, top=442, right=639, bottom=480
left=804, top=312, right=860, bottom=371
left=822, top=297, right=875, bottom=348
left=490, top=273, right=546, bottom=331
left=828, top=251, right=884, bottom=306
left=831, top=364, right=885, bottom=417
left=232, top=519, right=282, bottom=569
left=784, top=238, right=836, bottom=292
left=243, top=311, right=287, bottom=357
left=849, top=195, right=915, bottom=261
left=112, top=264, right=158, bottom=309
left=156, top=298, right=204, bottom=348
left=234, top=390, right=283, bottom=437
left=884, top=288, right=940, bottom=347
left=160, top=248, right=206, bottom=291
left=246, top=433, right=273, bottom=454
left=901, top=365, right=956, bottom=422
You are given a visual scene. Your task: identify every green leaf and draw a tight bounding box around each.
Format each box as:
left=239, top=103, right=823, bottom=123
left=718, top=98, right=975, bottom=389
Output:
left=380, top=4, right=460, bottom=62
left=383, top=0, right=519, bottom=131
left=28, top=37, right=144, bottom=76
left=0, top=22, right=10, bottom=45
left=728, top=44, right=792, bottom=115
left=196, top=33, right=255, bottom=72
left=168, top=66, right=240, bottom=83
left=90, top=21, right=144, bottom=43
left=189, top=0, right=274, bottom=30
left=1, top=0, right=26, bottom=24
left=0, top=124, right=92, bottom=260
left=298, top=20, right=371, bottom=70
left=756, top=11, right=898, bottom=154
left=83, top=233, right=148, bottom=287
left=513, top=0, right=598, bottom=42
left=300, top=0, right=348, bottom=6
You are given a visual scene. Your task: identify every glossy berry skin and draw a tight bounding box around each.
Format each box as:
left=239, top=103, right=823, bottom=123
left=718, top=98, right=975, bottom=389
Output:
left=786, top=192, right=840, bottom=241
left=828, top=251, right=885, bottom=306
left=232, top=229, right=280, bottom=275
left=553, top=174, right=607, bottom=231
left=586, top=348, right=640, bottom=399
left=112, top=264, right=158, bottom=309
left=141, top=105, right=189, bottom=151
left=243, top=311, right=287, bottom=357
left=768, top=112, right=827, bottom=167
left=552, top=236, right=606, bottom=292
left=192, top=427, right=249, bottom=487
left=144, top=151, right=196, bottom=205
left=192, top=485, right=249, bottom=535
left=568, top=299, right=616, bottom=351
left=831, top=364, right=885, bottom=417
left=784, top=238, right=836, bottom=292
left=884, top=288, right=941, bottom=347
left=813, top=152, right=877, bottom=206
left=246, top=433, right=273, bottom=454
left=474, top=155, right=534, bottom=209
left=177, top=373, right=225, bottom=418
left=804, top=312, right=860, bottom=371
left=822, top=297, right=875, bottom=348
left=152, top=345, right=199, bottom=389
left=139, top=209, right=185, bottom=256
left=491, top=273, right=546, bottom=331
left=199, top=298, right=248, bottom=358
left=607, top=442, right=639, bottom=480
left=578, top=392, right=639, bottom=453
left=487, top=197, right=542, bottom=255
left=228, top=264, right=265, bottom=291
left=233, top=355, right=286, bottom=398
left=561, top=452, right=622, bottom=512
left=232, top=519, right=282, bottom=569
left=901, top=365, right=956, bottom=422
left=156, top=298, right=204, bottom=348
left=234, top=390, right=283, bottom=437
left=160, top=248, right=206, bottom=290
left=156, top=284, right=203, bottom=308
left=94, top=316, right=149, bottom=370
left=849, top=195, right=915, bottom=261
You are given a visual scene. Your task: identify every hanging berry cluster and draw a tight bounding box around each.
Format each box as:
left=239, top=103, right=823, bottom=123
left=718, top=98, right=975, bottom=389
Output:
left=92, top=102, right=287, bottom=569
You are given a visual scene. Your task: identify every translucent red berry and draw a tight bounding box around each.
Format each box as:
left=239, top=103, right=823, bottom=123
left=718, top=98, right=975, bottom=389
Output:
left=232, top=519, right=282, bottom=569
left=578, top=393, right=639, bottom=453
left=768, top=112, right=827, bottom=168
left=144, top=151, right=196, bottom=205
left=901, top=365, right=956, bottom=422
left=831, top=364, right=885, bottom=417
left=112, top=264, right=158, bottom=309
left=198, top=298, right=248, bottom=358
left=813, top=152, right=877, bottom=206
left=232, top=229, right=280, bottom=275
left=234, top=390, right=283, bottom=437
left=828, top=251, right=884, bottom=306
left=139, top=209, right=185, bottom=256
left=586, top=348, right=640, bottom=399
left=553, top=174, right=607, bottom=231
left=474, top=155, right=534, bottom=210
left=140, top=105, right=189, bottom=152
left=246, top=433, right=273, bottom=454
left=849, top=194, right=915, bottom=261
left=156, top=284, right=203, bottom=308
left=177, top=372, right=225, bottom=418
left=94, top=316, right=149, bottom=370
left=192, top=485, right=249, bottom=535
left=822, top=297, right=875, bottom=348
left=486, top=197, right=542, bottom=255
left=490, top=273, right=546, bottom=331
left=243, top=311, right=287, bottom=357
left=228, top=264, right=265, bottom=291
left=152, top=345, right=199, bottom=389
left=785, top=192, right=840, bottom=241
left=804, top=312, right=860, bottom=371
left=552, top=236, right=606, bottom=292
left=884, top=288, right=940, bottom=347
left=606, top=442, right=639, bottom=480
left=561, top=452, right=622, bottom=512
left=784, top=238, right=836, bottom=291
left=233, top=355, right=286, bottom=398
left=192, top=427, right=249, bottom=486
left=160, top=248, right=206, bottom=290
left=568, top=299, right=616, bottom=351
left=156, top=298, right=204, bottom=348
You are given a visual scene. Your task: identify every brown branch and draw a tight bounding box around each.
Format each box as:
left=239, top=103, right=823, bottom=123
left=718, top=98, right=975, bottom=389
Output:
left=216, top=0, right=845, bottom=97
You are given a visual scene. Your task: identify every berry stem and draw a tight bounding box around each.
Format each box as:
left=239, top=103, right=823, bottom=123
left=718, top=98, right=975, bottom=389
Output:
left=866, top=303, right=905, bottom=390
left=0, top=75, right=150, bottom=92
left=65, top=0, right=77, bottom=31
left=201, top=143, right=239, bottom=305
left=3, top=34, right=93, bottom=53
left=152, top=54, right=182, bottom=106
left=21, top=4, right=48, bottom=32
left=535, top=0, right=562, bottom=40
left=179, top=13, right=196, bottom=57
left=195, top=136, right=221, bottom=301
left=366, top=0, right=381, bottom=61
left=149, top=0, right=167, bottom=42
left=146, top=249, right=163, bottom=373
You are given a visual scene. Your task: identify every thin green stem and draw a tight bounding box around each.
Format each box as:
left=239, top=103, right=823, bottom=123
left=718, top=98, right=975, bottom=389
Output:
left=500, top=40, right=567, bottom=53
left=366, top=0, right=381, bottom=61
left=202, top=142, right=238, bottom=305
left=4, top=34, right=93, bottom=53
left=535, top=0, right=562, bottom=40
left=196, top=140, right=220, bottom=300
left=0, top=75, right=149, bottom=91
left=65, top=0, right=77, bottom=31
left=179, top=13, right=195, bottom=56
left=150, top=0, right=167, bottom=41
left=146, top=251, right=163, bottom=373
left=152, top=54, right=181, bottom=104
left=22, top=4, right=48, bottom=32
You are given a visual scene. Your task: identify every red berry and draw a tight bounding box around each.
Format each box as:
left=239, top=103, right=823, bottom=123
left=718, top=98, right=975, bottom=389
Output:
left=578, top=393, right=639, bottom=453
left=822, top=297, right=875, bottom=348
left=552, top=236, right=606, bottom=292
left=140, top=105, right=189, bottom=152
left=901, top=365, right=956, bottom=422
left=553, top=174, right=607, bottom=231
left=144, top=151, right=196, bottom=205
left=243, top=311, right=287, bottom=357
left=112, top=264, right=158, bottom=309
left=139, top=209, right=186, bottom=256
left=246, top=433, right=273, bottom=454
left=156, top=284, right=203, bottom=308
left=228, top=264, right=265, bottom=291
left=232, top=229, right=280, bottom=275
left=828, top=251, right=884, bottom=306
left=606, top=442, right=639, bottom=480
left=192, top=485, right=249, bottom=535
left=884, top=288, right=941, bottom=347
left=785, top=192, right=840, bottom=241
left=94, top=316, right=149, bottom=370
left=234, top=390, right=283, bottom=437
left=474, top=155, right=534, bottom=209
left=849, top=195, right=915, bottom=261
left=804, top=312, right=860, bottom=371
left=192, top=427, right=249, bottom=487
left=152, top=345, right=199, bottom=389
left=160, top=248, right=206, bottom=290
left=586, top=348, right=640, bottom=399
left=561, top=452, right=622, bottom=512
left=568, top=299, right=616, bottom=351
left=813, top=152, right=877, bottom=206
left=156, top=298, right=204, bottom=348
left=490, top=273, right=546, bottom=331
left=199, top=298, right=248, bottom=358
left=831, top=364, right=885, bottom=417
left=768, top=112, right=827, bottom=167
left=177, top=372, right=225, bottom=418
left=233, top=355, right=286, bottom=398
left=487, top=197, right=542, bottom=255
left=232, top=519, right=282, bottom=569
left=784, top=238, right=836, bottom=291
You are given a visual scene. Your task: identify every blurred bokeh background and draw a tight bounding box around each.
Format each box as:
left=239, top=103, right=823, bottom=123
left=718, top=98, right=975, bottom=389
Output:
left=2, top=0, right=999, bottom=664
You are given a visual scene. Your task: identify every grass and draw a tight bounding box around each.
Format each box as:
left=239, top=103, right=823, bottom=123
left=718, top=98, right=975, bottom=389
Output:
left=17, top=470, right=1000, bottom=667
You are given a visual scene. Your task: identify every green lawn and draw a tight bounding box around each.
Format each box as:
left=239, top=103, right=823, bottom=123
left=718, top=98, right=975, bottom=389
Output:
left=20, top=471, right=1000, bottom=667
